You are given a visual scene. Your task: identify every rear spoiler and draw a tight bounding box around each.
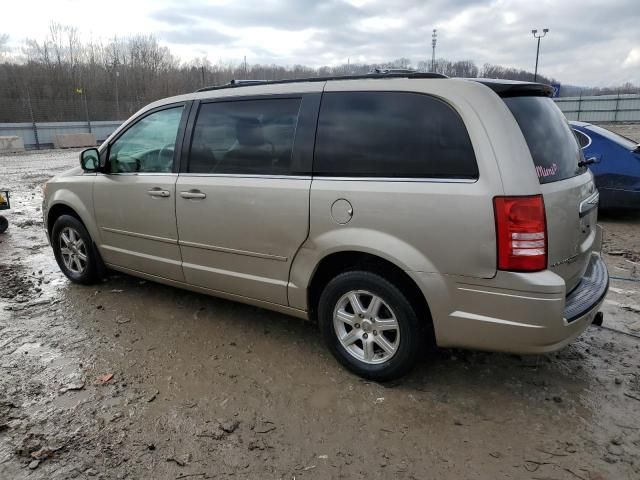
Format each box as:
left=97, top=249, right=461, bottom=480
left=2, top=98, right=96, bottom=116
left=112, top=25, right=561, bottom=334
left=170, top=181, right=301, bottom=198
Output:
left=470, top=79, right=554, bottom=98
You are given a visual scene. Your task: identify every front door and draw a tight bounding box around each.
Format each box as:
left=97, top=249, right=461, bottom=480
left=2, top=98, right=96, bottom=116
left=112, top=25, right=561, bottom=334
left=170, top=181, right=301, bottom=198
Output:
left=176, top=96, right=316, bottom=305
left=94, top=104, right=187, bottom=281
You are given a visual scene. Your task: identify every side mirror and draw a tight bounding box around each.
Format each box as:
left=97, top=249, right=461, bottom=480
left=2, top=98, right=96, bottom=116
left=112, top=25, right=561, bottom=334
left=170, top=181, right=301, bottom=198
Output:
left=80, top=148, right=99, bottom=172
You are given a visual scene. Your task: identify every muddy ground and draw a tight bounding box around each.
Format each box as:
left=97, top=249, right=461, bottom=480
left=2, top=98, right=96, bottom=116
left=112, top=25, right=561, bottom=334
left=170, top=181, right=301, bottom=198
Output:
left=1, top=149, right=639, bottom=480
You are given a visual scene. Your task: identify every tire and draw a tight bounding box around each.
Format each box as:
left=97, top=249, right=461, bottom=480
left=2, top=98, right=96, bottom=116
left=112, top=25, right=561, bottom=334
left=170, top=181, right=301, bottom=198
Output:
left=318, top=270, right=423, bottom=381
left=51, top=215, right=100, bottom=284
left=0, top=215, right=7, bottom=233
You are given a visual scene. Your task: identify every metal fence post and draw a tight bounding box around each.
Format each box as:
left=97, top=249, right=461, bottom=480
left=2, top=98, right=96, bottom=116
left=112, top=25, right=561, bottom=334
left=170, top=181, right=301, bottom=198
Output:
left=26, top=89, right=40, bottom=150
left=83, top=90, right=92, bottom=134
left=614, top=90, right=620, bottom=122
left=577, top=91, right=582, bottom=121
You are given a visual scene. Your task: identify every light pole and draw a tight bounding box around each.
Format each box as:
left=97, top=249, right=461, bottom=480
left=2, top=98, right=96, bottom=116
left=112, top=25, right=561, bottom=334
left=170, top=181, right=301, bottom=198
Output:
left=431, top=29, right=437, bottom=73
left=531, top=28, right=549, bottom=82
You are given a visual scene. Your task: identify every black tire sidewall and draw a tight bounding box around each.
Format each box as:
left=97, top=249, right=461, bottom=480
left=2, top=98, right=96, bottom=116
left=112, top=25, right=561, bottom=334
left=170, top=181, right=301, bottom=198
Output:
left=318, top=271, right=421, bottom=381
left=0, top=215, right=7, bottom=233
left=51, top=215, right=98, bottom=284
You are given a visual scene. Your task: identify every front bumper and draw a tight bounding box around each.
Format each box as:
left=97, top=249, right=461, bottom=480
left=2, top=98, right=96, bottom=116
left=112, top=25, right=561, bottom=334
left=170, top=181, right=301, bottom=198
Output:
left=411, top=253, right=609, bottom=354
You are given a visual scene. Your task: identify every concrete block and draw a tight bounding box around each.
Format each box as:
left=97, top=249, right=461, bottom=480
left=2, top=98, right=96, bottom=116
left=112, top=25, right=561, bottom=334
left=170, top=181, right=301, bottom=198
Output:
left=53, top=133, right=97, bottom=149
left=0, top=136, right=25, bottom=153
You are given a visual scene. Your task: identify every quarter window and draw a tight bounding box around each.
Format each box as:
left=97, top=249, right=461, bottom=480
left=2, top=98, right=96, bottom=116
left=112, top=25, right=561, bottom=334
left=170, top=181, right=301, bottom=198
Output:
left=573, top=129, right=590, bottom=149
left=108, top=106, right=184, bottom=173
left=188, top=98, right=301, bottom=175
left=314, top=92, right=478, bottom=178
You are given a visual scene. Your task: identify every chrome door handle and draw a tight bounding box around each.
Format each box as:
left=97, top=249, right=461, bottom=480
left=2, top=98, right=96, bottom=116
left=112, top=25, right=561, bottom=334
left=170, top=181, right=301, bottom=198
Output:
left=147, top=189, right=170, bottom=198
left=180, top=191, right=207, bottom=200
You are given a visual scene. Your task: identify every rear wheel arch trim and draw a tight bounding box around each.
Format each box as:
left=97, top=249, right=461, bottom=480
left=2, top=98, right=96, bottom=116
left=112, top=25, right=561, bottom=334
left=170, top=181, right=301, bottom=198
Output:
left=305, top=250, right=434, bottom=330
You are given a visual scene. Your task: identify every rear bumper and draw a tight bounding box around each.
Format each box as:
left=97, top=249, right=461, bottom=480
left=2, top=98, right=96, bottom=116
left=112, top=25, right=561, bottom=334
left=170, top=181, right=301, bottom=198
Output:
left=410, top=253, right=609, bottom=354
left=565, top=254, right=608, bottom=322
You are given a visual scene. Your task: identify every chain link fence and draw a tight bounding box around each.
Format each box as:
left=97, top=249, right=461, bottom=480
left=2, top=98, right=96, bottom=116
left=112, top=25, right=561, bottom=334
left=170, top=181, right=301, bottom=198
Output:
left=0, top=92, right=150, bottom=149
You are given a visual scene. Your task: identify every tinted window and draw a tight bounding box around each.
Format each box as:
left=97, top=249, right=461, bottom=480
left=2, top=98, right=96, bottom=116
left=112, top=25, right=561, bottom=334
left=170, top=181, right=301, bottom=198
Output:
left=109, top=106, right=183, bottom=173
left=188, top=98, right=301, bottom=175
left=573, top=129, right=590, bottom=148
left=314, top=92, right=478, bottom=178
left=503, top=96, right=586, bottom=184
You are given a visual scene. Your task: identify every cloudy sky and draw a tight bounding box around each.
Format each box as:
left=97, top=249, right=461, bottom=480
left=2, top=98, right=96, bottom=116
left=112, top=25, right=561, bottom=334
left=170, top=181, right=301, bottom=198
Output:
left=3, top=0, right=639, bottom=86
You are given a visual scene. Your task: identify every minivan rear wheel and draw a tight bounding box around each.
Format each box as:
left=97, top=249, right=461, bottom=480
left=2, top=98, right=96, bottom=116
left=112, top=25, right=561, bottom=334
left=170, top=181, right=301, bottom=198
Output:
left=318, top=271, right=422, bottom=381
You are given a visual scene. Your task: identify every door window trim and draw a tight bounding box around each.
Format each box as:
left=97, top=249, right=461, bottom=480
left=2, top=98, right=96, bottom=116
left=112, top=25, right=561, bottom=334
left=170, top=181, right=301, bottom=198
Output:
left=104, top=101, right=192, bottom=175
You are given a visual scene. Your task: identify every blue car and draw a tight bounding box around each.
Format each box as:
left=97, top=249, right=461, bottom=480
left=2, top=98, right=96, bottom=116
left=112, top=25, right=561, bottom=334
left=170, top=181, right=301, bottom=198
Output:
left=570, top=121, right=640, bottom=209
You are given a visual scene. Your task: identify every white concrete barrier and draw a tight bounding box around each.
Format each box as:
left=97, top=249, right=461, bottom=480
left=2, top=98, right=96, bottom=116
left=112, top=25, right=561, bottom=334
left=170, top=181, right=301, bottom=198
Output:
left=53, top=133, right=97, bottom=149
left=0, top=136, right=25, bottom=153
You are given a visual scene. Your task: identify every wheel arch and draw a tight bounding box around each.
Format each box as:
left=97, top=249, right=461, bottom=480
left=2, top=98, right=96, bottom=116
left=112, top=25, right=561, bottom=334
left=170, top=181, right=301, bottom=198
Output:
left=47, top=199, right=107, bottom=277
left=47, top=203, right=83, bottom=237
left=46, top=191, right=99, bottom=243
left=305, top=250, right=433, bottom=333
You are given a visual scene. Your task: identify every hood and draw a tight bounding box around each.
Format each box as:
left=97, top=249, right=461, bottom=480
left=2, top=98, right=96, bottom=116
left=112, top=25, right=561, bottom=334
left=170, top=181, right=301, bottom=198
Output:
left=51, top=165, right=84, bottom=181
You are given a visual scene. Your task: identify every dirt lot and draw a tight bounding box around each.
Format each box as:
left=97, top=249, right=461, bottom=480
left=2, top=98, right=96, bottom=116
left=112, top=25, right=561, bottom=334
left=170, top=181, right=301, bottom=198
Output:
left=1, top=149, right=639, bottom=480
left=597, top=123, right=640, bottom=143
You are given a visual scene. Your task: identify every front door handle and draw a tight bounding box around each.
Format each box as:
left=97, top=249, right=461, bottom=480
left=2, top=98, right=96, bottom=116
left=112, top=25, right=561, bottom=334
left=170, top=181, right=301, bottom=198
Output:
left=180, top=190, right=207, bottom=200
left=147, top=189, right=170, bottom=198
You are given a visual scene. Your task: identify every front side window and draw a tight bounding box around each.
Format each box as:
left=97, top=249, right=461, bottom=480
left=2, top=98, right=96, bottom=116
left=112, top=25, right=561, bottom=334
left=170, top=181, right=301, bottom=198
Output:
left=108, top=106, right=184, bottom=173
left=188, top=98, right=301, bottom=175
left=314, top=91, right=478, bottom=178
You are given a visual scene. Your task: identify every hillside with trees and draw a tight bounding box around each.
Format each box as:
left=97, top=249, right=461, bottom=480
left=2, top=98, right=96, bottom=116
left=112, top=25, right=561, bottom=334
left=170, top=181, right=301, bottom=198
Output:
left=0, top=24, right=637, bottom=122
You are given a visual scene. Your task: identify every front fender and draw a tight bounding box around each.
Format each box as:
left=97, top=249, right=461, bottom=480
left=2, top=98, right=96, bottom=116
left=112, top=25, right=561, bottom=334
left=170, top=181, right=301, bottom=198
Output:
left=46, top=183, right=98, bottom=244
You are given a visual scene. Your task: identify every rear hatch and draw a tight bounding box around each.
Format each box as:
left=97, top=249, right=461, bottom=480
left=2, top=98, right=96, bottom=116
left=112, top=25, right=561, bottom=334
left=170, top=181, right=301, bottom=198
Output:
left=503, top=95, right=596, bottom=292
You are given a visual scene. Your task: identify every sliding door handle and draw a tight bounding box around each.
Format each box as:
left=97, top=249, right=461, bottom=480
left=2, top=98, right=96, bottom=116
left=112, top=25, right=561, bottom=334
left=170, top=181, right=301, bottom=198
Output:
left=180, top=190, right=207, bottom=200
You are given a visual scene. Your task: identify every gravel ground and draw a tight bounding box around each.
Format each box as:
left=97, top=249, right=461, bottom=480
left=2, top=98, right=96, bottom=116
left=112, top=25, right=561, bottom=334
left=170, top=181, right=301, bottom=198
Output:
left=1, top=149, right=639, bottom=480
left=595, top=123, right=640, bottom=143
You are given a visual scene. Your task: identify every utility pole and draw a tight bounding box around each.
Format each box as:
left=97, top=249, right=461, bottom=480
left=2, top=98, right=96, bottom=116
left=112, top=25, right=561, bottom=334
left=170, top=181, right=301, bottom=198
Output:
left=431, top=29, right=437, bottom=73
left=201, top=65, right=205, bottom=88
left=531, top=28, right=549, bottom=82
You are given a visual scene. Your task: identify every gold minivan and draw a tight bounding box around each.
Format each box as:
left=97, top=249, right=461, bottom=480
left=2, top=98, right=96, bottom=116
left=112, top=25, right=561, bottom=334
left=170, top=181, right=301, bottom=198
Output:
left=43, top=73, right=609, bottom=380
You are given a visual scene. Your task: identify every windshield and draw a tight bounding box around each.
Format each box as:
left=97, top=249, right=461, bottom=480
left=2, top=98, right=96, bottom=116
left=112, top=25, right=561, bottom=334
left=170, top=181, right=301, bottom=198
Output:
left=503, top=96, right=586, bottom=184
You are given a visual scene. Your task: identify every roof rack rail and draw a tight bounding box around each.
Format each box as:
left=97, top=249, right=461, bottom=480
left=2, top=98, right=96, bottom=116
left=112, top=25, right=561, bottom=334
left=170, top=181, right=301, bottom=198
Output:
left=369, top=68, right=418, bottom=74
left=196, top=71, right=447, bottom=93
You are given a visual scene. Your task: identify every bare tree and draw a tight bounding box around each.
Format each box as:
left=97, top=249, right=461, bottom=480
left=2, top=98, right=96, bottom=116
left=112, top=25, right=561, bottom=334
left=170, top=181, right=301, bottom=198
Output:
left=0, top=34, right=9, bottom=62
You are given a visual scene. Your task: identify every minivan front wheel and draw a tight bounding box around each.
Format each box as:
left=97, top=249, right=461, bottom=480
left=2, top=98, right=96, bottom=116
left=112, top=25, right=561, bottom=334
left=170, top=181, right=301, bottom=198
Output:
left=318, top=271, right=422, bottom=381
left=52, top=215, right=99, bottom=284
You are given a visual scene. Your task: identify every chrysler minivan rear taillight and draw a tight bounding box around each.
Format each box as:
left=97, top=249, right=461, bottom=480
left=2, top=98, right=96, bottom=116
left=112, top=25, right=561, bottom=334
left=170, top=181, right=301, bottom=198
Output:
left=494, top=195, right=547, bottom=272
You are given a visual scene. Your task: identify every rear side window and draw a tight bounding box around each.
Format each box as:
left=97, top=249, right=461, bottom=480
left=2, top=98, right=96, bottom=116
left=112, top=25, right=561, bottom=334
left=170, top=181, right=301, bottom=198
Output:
left=503, top=96, right=586, bottom=184
left=314, top=92, right=478, bottom=178
left=188, top=98, right=301, bottom=175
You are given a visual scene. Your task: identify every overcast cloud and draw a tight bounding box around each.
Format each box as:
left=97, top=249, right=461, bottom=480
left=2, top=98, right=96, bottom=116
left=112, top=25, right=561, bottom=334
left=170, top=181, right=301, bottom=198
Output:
left=2, top=0, right=639, bottom=86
